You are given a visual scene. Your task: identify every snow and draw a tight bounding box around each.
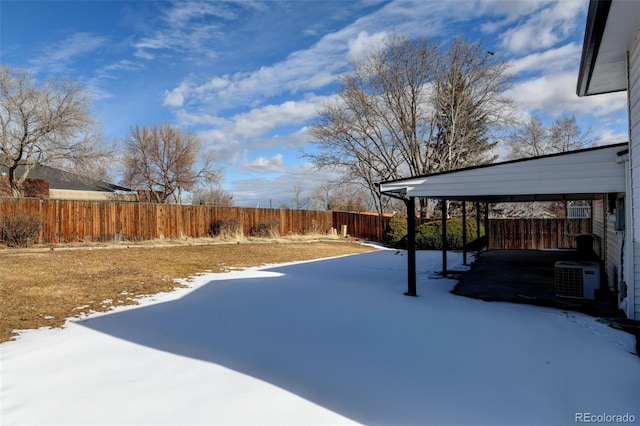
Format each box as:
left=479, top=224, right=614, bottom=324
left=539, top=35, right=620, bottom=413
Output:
left=1, top=248, right=639, bottom=425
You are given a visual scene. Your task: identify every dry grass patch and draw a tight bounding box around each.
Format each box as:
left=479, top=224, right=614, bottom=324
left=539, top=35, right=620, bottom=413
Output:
left=0, top=240, right=375, bottom=343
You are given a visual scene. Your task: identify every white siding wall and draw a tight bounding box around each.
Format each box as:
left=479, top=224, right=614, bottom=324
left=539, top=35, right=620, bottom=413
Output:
left=629, top=33, right=640, bottom=319
left=593, top=198, right=619, bottom=291
left=593, top=199, right=604, bottom=250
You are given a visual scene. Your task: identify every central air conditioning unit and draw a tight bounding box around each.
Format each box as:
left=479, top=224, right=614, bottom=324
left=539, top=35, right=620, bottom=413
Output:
left=554, top=261, right=600, bottom=300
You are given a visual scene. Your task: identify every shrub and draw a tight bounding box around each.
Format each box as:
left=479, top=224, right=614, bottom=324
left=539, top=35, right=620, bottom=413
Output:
left=1, top=213, right=43, bottom=247
left=209, top=218, right=242, bottom=239
left=384, top=213, right=407, bottom=248
left=415, top=221, right=442, bottom=249
left=415, top=219, right=484, bottom=250
left=250, top=220, right=280, bottom=238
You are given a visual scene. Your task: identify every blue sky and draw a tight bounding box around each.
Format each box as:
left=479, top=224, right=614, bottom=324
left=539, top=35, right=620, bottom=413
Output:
left=0, top=0, right=629, bottom=207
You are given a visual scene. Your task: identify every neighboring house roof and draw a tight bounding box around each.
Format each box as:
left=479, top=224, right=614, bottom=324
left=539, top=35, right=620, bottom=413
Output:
left=577, top=0, right=640, bottom=96
left=379, top=143, right=628, bottom=202
left=0, top=164, right=133, bottom=193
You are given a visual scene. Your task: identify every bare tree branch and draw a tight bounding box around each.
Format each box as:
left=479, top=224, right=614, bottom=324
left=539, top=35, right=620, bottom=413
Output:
left=0, top=66, right=109, bottom=196
left=305, top=34, right=512, bottom=215
left=122, top=123, right=221, bottom=204
left=505, top=114, right=598, bottom=159
left=189, top=185, right=234, bottom=206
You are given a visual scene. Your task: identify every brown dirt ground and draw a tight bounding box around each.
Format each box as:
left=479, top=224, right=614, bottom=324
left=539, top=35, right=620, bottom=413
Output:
left=0, top=238, right=375, bottom=343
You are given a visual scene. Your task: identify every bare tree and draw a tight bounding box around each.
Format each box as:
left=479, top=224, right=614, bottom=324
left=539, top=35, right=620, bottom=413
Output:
left=504, top=116, right=548, bottom=159
left=189, top=185, right=234, bottom=206
left=122, top=123, right=220, bottom=204
left=492, top=201, right=560, bottom=218
left=50, top=137, right=119, bottom=183
left=310, top=181, right=335, bottom=211
left=501, top=114, right=597, bottom=218
left=550, top=115, right=597, bottom=153
left=0, top=66, right=109, bottom=196
left=306, top=34, right=512, bottom=215
left=289, top=184, right=309, bottom=209
left=310, top=180, right=373, bottom=212
left=505, top=114, right=597, bottom=159
left=431, top=36, right=511, bottom=171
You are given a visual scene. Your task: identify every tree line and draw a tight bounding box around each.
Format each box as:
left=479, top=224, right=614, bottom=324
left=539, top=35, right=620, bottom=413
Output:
left=305, top=34, right=598, bottom=217
left=1, top=33, right=597, bottom=213
left=0, top=65, right=230, bottom=205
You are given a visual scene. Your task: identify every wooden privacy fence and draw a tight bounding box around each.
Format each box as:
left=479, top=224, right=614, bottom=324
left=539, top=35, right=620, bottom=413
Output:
left=0, top=198, right=335, bottom=243
left=0, top=198, right=593, bottom=248
left=488, top=218, right=592, bottom=250
left=332, top=211, right=391, bottom=242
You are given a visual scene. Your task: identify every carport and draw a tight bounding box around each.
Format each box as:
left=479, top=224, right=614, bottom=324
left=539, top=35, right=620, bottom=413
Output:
left=379, top=143, right=628, bottom=297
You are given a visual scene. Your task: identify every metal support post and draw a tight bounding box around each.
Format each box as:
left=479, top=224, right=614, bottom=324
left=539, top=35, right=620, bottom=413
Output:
left=442, top=198, right=448, bottom=278
left=406, top=196, right=417, bottom=296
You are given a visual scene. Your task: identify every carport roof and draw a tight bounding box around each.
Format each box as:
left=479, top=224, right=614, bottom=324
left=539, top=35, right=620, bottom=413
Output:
left=379, top=143, right=628, bottom=202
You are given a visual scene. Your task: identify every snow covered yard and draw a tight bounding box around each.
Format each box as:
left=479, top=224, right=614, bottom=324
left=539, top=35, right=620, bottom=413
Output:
left=1, top=248, right=639, bottom=425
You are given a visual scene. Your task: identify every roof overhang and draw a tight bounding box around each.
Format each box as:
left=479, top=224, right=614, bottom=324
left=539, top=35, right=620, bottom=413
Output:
left=379, top=143, right=628, bottom=203
left=577, top=0, right=640, bottom=96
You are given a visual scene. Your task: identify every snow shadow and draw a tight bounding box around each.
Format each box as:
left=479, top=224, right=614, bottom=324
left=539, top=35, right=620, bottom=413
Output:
left=77, top=250, right=640, bottom=425
left=79, top=250, right=467, bottom=425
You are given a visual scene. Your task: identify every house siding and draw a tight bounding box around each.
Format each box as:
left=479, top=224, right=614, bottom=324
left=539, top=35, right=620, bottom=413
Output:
left=593, top=197, right=619, bottom=291
left=593, top=199, right=604, bottom=255
left=48, top=189, right=138, bottom=202
left=629, top=32, right=640, bottom=319
left=606, top=206, right=620, bottom=293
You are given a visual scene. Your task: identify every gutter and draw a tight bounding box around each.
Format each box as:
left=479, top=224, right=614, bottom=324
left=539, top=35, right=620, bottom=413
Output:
left=577, top=0, right=612, bottom=97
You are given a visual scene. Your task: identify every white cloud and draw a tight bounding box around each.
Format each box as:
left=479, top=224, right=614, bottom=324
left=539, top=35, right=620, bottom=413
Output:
left=162, top=1, right=239, bottom=24
left=163, top=82, right=191, bottom=108
left=184, top=96, right=329, bottom=159
left=176, top=110, right=226, bottom=127
left=478, top=0, right=552, bottom=33
left=160, top=1, right=473, bottom=111
left=175, top=49, right=342, bottom=109
left=242, top=154, right=285, bottom=173
left=508, top=42, right=581, bottom=75
left=347, top=31, right=389, bottom=61
left=194, top=77, right=230, bottom=93
left=499, top=0, right=584, bottom=53
left=597, top=128, right=629, bottom=145
left=229, top=162, right=343, bottom=207
left=507, top=72, right=627, bottom=117
left=132, top=2, right=243, bottom=60
left=104, top=60, right=144, bottom=72
left=29, top=32, right=108, bottom=73
left=147, top=0, right=625, bottom=205
left=233, top=100, right=320, bottom=138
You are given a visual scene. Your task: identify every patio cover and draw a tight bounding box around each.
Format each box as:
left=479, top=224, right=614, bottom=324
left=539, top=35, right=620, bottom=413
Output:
left=379, top=143, right=628, bottom=203
left=379, top=143, right=628, bottom=297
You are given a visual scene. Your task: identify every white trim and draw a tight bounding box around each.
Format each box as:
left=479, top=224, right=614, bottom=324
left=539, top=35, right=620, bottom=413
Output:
left=627, top=34, right=640, bottom=319
left=380, top=145, right=627, bottom=202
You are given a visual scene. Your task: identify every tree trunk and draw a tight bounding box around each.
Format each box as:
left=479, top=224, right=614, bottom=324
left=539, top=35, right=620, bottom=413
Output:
left=8, top=167, right=22, bottom=197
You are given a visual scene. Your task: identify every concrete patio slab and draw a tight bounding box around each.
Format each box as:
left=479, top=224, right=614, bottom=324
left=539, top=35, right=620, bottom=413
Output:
left=452, top=249, right=624, bottom=318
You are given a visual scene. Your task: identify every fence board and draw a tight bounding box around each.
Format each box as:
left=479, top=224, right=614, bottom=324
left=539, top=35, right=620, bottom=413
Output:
left=0, top=197, right=593, bottom=248
left=332, top=211, right=391, bottom=242
left=0, top=198, right=336, bottom=243
left=488, top=218, right=591, bottom=250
